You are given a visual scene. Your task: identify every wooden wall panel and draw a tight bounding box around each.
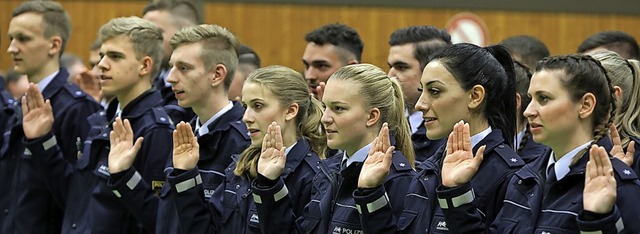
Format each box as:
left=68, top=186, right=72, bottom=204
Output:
left=2, top=1, right=640, bottom=75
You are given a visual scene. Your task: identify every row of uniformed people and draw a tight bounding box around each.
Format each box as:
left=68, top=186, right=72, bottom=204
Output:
left=4, top=2, right=640, bottom=234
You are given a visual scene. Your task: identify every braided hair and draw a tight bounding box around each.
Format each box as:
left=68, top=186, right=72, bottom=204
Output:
left=535, top=55, right=616, bottom=164
left=513, top=60, right=533, bottom=154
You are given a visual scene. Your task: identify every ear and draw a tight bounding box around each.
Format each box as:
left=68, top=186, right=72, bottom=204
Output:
left=613, top=85, right=622, bottom=100
left=578, top=92, right=596, bottom=119
left=138, top=56, right=153, bottom=77
left=210, top=64, right=227, bottom=88
left=515, top=93, right=522, bottom=112
left=365, top=107, right=381, bottom=127
left=467, top=84, right=486, bottom=110
left=48, top=36, right=62, bottom=56
left=284, top=102, right=299, bottom=121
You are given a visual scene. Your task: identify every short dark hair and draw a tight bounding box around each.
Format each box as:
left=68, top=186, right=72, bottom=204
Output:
left=238, top=45, right=261, bottom=68
left=577, top=31, right=640, bottom=59
left=171, top=0, right=202, bottom=24
left=142, top=0, right=171, bottom=15
left=12, top=1, right=71, bottom=56
left=499, top=35, right=550, bottom=70
left=305, top=23, right=364, bottom=62
left=429, top=43, right=517, bottom=147
left=389, top=26, right=452, bottom=70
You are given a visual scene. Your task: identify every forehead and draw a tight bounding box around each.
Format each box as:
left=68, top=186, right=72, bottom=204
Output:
left=9, top=12, right=45, bottom=35
left=171, top=43, right=203, bottom=62
left=302, top=42, right=342, bottom=63
left=242, top=81, right=276, bottom=101
left=529, top=69, right=566, bottom=93
left=388, top=44, right=417, bottom=61
left=143, top=10, right=174, bottom=28
left=100, top=36, right=135, bottom=54
left=323, top=79, right=365, bottom=105
left=421, top=61, right=458, bottom=85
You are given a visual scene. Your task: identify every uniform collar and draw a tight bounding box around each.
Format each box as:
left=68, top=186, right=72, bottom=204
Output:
left=406, top=109, right=423, bottom=135
left=547, top=141, right=591, bottom=180
left=471, top=127, right=492, bottom=150
left=36, top=70, right=59, bottom=93
left=342, top=143, right=372, bottom=168
left=106, top=90, right=162, bottom=120
left=195, top=101, right=233, bottom=137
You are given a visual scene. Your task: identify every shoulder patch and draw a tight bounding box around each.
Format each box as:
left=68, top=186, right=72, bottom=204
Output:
left=611, top=158, right=638, bottom=181
left=391, top=151, right=413, bottom=172
left=494, top=144, right=525, bottom=168
left=151, top=107, right=173, bottom=126
left=63, top=84, right=88, bottom=99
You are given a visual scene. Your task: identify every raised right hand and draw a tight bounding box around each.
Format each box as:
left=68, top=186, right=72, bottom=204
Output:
left=358, top=123, right=395, bottom=189
left=22, top=83, right=54, bottom=139
left=441, top=121, right=485, bottom=188
left=257, top=122, right=287, bottom=180
left=172, top=122, right=200, bottom=170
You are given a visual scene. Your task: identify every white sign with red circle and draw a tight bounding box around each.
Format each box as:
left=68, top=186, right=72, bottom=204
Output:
left=445, top=12, right=490, bottom=47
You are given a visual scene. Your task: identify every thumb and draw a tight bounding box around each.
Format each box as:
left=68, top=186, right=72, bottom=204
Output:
left=132, top=137, right=144, bottom=153
left=474, top=145, right=486, bottom=166
left=384, top=146, right=395, bottom=167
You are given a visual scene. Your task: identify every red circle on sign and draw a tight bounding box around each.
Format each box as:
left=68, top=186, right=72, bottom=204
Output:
left=445, top=12, right=490, bottom=47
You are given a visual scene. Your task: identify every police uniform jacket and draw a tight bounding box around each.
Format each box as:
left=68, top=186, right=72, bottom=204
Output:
left=252, top=145, right=415, bottom=234
left=25, top=90, right=173, bottom=233
left=516, top=131, right=548, bottom=164
left=440, top=138, right=640, bottom=234
left=354, top=129, right=523, bottom=233
left=0, top=68, right=100, bottom=234
left=167, top=137, right=320, bottom=233
left=153, top=101, right=250, bottom=234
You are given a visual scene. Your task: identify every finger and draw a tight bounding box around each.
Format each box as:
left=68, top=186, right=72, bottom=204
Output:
left=21, top=96, right=28, bottom=116
left=123, top=119, right=134, bottom=142
left=110, top=130, right=117, bottom=145
left=183, top=122, right=195, bottom=140
left=599, top=146, right=613, bottom=176
left=383, top=146, right=395, bottom=168
left=26, top=84, right=37, bottom=111
left=172, top=129, right=179, bottom=147
left=474, top=145, right=486, bottom=167
left=261, top=124, right=271, bottom=153
left=587, top=146, right=598, bottom=180
left=368, top=137, right=378, bottom=157
left=593, top=145, right=605, bottom=176
left=610, top=124, right=621, bottom=146
left=275, top=123, right=284, bottom=150
left=132, top=137, right=144, bottom=154
left=451, top=122, right=459, bottom=151
left=446, top=131, right=454, bottom=155
left=180, top=122, right=191, bottom=145
left=627, top=141, right=636, bottom=163
left=44, top=99, right=53, bottom=116
left=34, top=86, right=45, bottom=109
left=463, top=122, right=472, bottom=153
left=382, top=123, right=390, bottom=151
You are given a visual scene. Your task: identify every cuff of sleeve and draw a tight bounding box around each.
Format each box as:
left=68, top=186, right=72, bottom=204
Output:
left=251, top=177, right=288, bottom=204
left=108, top=168, right=141, bottom=198
left=578, top=206, right=623, bottom=234
left=436, top=183, right=475, bottom=209
left=353, top=186, right=389, bottom=214
left=23, top=132, right=58, bottom=156
left=167, top=167, right=202, bottom=193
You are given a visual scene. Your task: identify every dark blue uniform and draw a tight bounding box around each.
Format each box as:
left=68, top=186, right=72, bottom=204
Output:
left=413, top=122, right=447, bottom=164
left=25, top=90, right=173, bottom=233
left=628, top=136, right=640, bottom=175
left=354, top=129, right=524, bottom=233
left=0, top=69, right=100, bottom=234
left=153, top=101, right=250, bottom=233
left=154, top=72, right=195, bottom=124
left=516, top=131, right=548, bottom=163
left=252, top=147, right=415, bottom=234
left=166, top=138, right=320, bottom=233
left=443, top=144, right=640, bottom=234
left=0, top=79, right=17, bottom=157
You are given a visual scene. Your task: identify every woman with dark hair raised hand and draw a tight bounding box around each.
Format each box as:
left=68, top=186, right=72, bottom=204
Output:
left=354, top=43, right=524, bottom=233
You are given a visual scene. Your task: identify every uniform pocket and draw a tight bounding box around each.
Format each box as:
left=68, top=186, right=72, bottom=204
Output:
left=298, top=200, right=322, bottom=232
left=398, top=210, right=418, bottom=231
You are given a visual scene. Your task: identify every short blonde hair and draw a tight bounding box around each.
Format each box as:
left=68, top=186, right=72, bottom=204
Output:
left=170, top=24, right=239, bottom=89
left=99, top=17, right=164, bottom=79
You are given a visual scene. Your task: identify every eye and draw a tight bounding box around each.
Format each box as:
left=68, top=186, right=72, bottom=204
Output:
left=333, top=106, right=345, bottom=111
left=179, top=66, right=189, bottom=72
left=538, top=95, right=550, bottom=104
left=417, top=87, right=423, bottom=92
left=253, top=103, right=263, bottom=110
left=241, top=102, right=247, bottom=109
left=428, top=88, right=441, bottom=95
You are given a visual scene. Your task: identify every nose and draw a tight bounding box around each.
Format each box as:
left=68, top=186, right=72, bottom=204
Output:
left=523, top=101, right=536, bottom=120
left=320, top=108, right=332, bottom=126
left=242, top=108, right=254, bottom=125
left=7, top=39, right=18, bottom=54
left=166, top=67, right=178, bottom=85
left=97, top=56, right=109, bottom=73
left=387, top=68, right=397, bottom=78
left=414, top=92, right=429, bottom=114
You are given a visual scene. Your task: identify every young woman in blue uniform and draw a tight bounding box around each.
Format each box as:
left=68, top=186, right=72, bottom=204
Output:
left=587, top=50, right=639, bottom=174
left=252, top=63, right=416, bottom=233
left=441, top=54, right=640, bottom=233
left=166, top=65, right=326, bottom=233
left=513, top=60, right=547, bottom=163
left=353, top=43, right=524, bottom=233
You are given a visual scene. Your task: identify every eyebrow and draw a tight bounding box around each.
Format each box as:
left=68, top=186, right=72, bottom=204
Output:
left=325, top=100, right=348, bottom=106
left=100, top=50, right=125, bottom=58
left=425, top=80, right=445, bottom=86
left=389, top=61, right=409, bottom=67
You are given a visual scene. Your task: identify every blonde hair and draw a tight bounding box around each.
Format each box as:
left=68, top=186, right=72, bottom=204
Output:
left=588, top=50, right=640, bottom=146
left=99, top=17, right=164, bottom=79
left=234, top=66, right=326, bottom=177
left=170, top=24, right=240, bottom=90
left=329, top=64, right=415, bottom=167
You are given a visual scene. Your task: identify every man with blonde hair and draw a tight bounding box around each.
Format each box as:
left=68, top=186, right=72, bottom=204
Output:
left=1, top=1, right=100, bottom=233
left=22, top=16, right=173, bottom=233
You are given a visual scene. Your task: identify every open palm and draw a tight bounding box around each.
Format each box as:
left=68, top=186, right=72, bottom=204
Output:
left=257, top=122, right=287, bottom=180
left=609, top=124, right=636, bottom=166
left=172, top=122, right=200, bottom=170
left=583, top=145, right=617, bottom=214
left=441, top=121, right=485, bottom=188
left=108, top=117, right=143, bottom=173
left=22, top=83, right=54, bottom=139
left=358, top=123, right=395, bottom=189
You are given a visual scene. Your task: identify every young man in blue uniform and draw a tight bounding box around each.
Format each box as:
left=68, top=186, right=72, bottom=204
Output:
left=107, top=24, right=251, bottom=234
left=21, top=16, right=173, bottom=233
left=0, top=2, right=101, bottom=233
